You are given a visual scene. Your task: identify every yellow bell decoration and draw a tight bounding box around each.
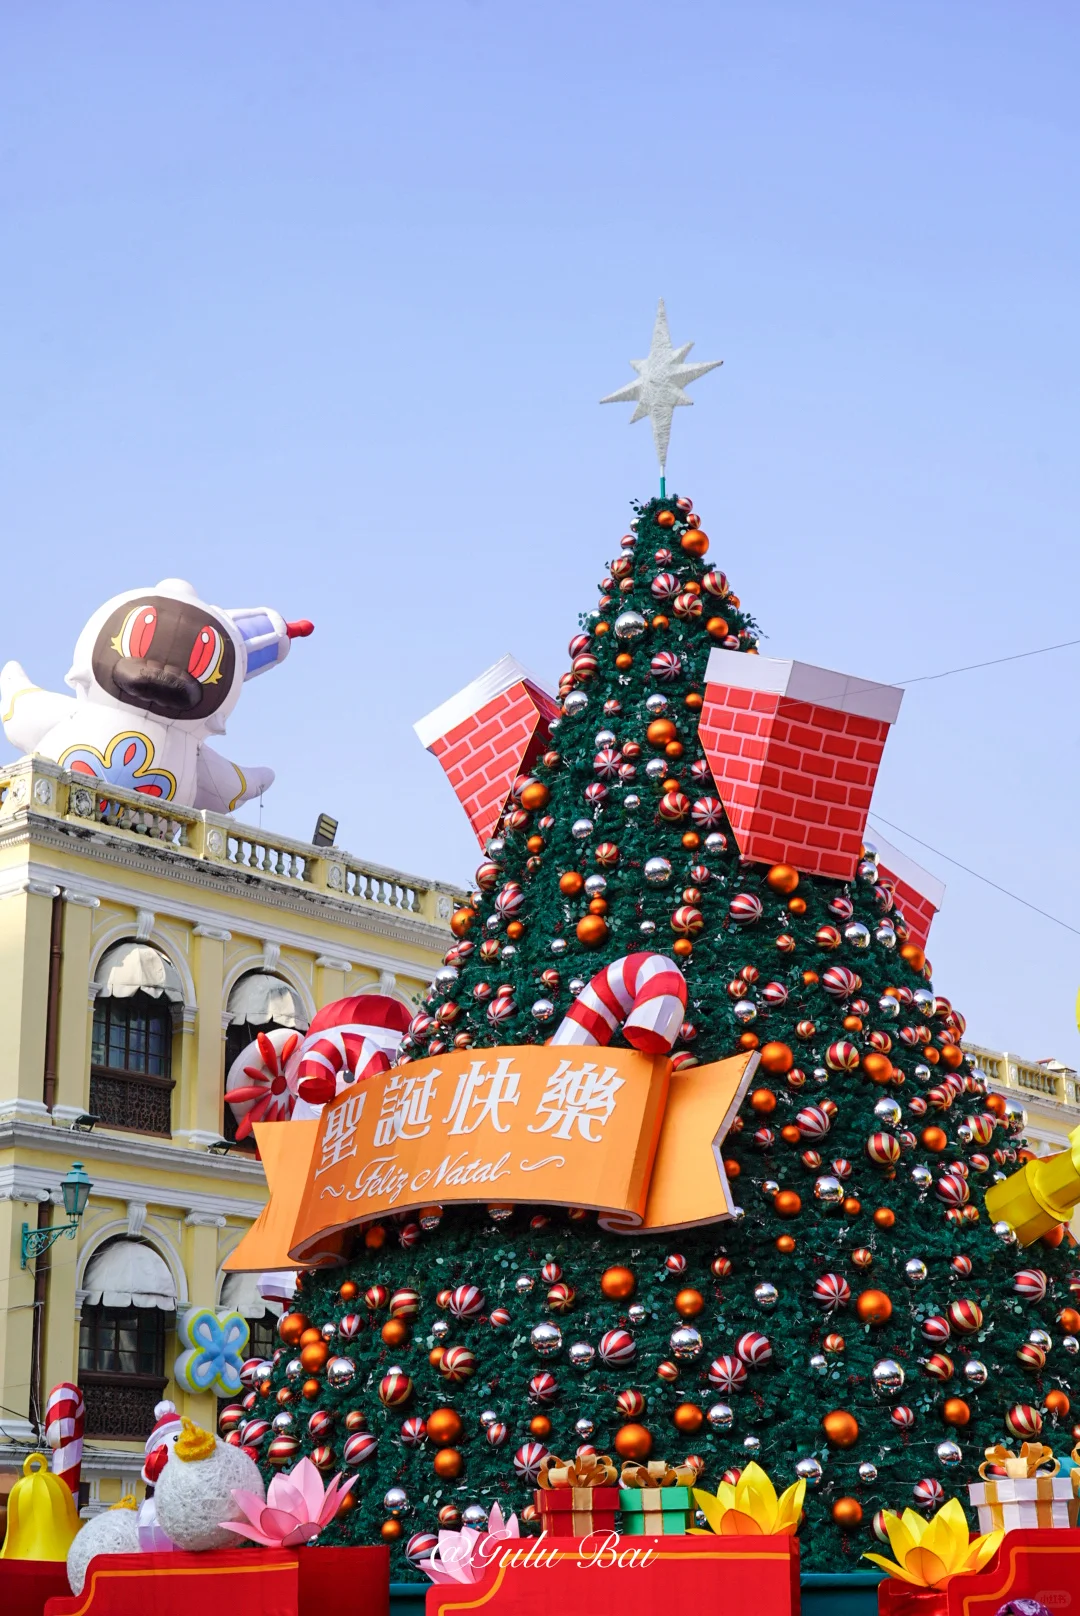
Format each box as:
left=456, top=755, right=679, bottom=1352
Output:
left=864, top=1498, right=1002, bottom=1587
left=985, top=1122, right=1080, bottom=1245
left=0, top=1452, right=82, bottom=1561
left=174, top=1416, right=216, bottom=1462
left=691, top=1461, right=805, bottom=1536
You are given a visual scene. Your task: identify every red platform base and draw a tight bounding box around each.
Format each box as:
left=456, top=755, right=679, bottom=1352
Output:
left=877, top=1528, right=1080, bottom=1616
left=2, top=1559, right=71, bottom=1616
left=42, top=1546, right=389, bottom=1616
left=423, top=1533, right=800, bottom=1616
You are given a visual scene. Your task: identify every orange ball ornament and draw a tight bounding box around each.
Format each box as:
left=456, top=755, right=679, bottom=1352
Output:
left=380, top=1519, right=403, bottom=1541
left=279, top=1312, right=309, bottom=1346
left=520, top=782, right=549, bottom=811
left=856, top=1290, right=892, bottom=1325
left=832, top=1498, right=863, bottom=1528
left=615, top=652, right=633, bottom=671
left=685, top=691, right=703, bottom=710
left=601, top=1266, right=636, bottom=1300
left=576, top=914, right=608, bottom=947
left=674, top=1289, right=705, bottom=1317
left=843, top=1197, right=862, bottom=1217
left=873, top=1207, right=896, bottom=1229
left=822, top=1410, right=859, bottom=1448
left=506, top=920, right=525, bottom=939
left=901, top=943, right=926, bottom=972
left=336, top=1490, right=357, bottom=1516
left=788, top=896, right=807, bottom=915
left=530, top=1415, right=552, bottom=1438
left=776, top=1235, right=796, bottom=1253
left=1046, top=1390, right=1071, bottom=1418
left=985, top=1093, right=1008, bottom=1118
left=381, top=1319, right=409, bottom=1347
left=921, top=1127, right=948, bottom=1152
left=759, top=1042, right=795, bottom=1074
left=673, top=938, right=694, bottom=958
left=681, top=529, right=709, bottom=558
left=657, top=509, right=676, bottom=527
left=646, top=719, right=678, bottom=747
left=299, top=1327, right=323, bottom=1347
left=750, top=1088, right=778, bottom=1114
left=429, top=1347, right=445, bottom=1370
left=427, top=1408, right=464, bottom=1447
left=780, top=1125, right=802, bottom=1145
left=433, top=1448, right=464, bottom=1479
left=450, top=907, right=477, bottom=938
left=766, top=864, right=800, bottom=895
left=943, top=1398, right=971, bottom=1426
left=738, top=1031, right=759, bottom=1050
left=614, top=1423, right=653, bottom=1461
left=338, top=1282, right=358, bottom=1303
left=1059, top=1308, right=1080, bottom=1335
left=862, top=1053, right=893, bottom=1084
left=673, top=1402, right=705, bottom=1433
left=302, top=1378, right=321, bottom=1400
left=774, top=1190, right=802, bottom=1219
left=559, top=871, right=584, bottom=896
left=1043, top=1223, right=1066, bottom=1248
left=300, top=1340, right=329, bottom=1372
left=364, top=1224, right=386, bottom=1250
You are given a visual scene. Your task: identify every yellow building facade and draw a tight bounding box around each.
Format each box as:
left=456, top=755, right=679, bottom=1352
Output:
left=0, top=754, right=455, bottom=1509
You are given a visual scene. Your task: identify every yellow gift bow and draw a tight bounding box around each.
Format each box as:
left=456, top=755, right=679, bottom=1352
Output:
left=691, top=1461, right=804, bottom=1537
left=619, top=1460, right=697, bottom=1490
left=864, top=1498, right=1002, bottom=1588
left=978, top=1442, right=1059, bottom=1480
left=537, top=1454, right=618, bottom=1490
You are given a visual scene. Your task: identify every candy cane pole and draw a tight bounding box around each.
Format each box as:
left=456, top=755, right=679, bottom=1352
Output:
left=45, top=1381, right=85, bottom=1498
left=550, top=953, right=687, bottom=1055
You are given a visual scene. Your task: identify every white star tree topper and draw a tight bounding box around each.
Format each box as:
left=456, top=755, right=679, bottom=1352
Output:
left=601, top=298, right=722, bottom=485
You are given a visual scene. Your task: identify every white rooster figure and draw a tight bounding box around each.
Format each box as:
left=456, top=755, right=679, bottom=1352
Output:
left=1, top=578, right=313, bottom=813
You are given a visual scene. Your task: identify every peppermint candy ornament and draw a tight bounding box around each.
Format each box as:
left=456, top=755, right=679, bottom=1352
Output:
left=921, top=1316, right=951, bottom=1343
left=936, top=1173, right=969, bottom=1206
left=913, top=1478, right=944, bottom=1511
left=514, top=1442, right=549, bottom=1481
left=826, top=1041, right=860, bottom=1071
left=439, top=1346, right=477, bottom=1382
left=691, top=798, right=725, bottom=830
left=338, top=1313, right=362, bottom=1339
left=598, top=1329, right=636, bottom=1365
left=406, top=1532, right=439, bottom=1568
left=616, top=1388, right=646, bottom=1416
left=1014, top=1269, right=1048, bottom=1301
left=671, top=906, right=704, bottom=937
left=762, top=981, right=789, bottom=1007
left=822, top=967, right=861, bottom=999
left=950, top=1255, right=973, bottom=1278
left=729, top=894, right=763, bottom=925
left=400, top=1417, right=427, bottom=1447
left=866, top=1133, right=901, bottom=1165
left=568, top=633, right=591, bottom=657
left=389, top=1288, right=420, bottom=1320
left=489, top=1307, right=511, bottom=1329
left=268, top=1435, right=300, bottom=1467
left=487, top=996, right=516, bottom=1026
left=572, top=653, right=598, bottom=679
left=529, top=1372, right=559, bottom=1404
left=1017, top=1342, right=1046, bottom=1370
left=947, top=1299, right=984, bottom=1335
left=494, top=882, right=525, bottom=918
left=708, top=1355, right=748, bottom=1393
left=735, top=1331, right=772, bottom=1367
left=486, top=1422, right=509, bottom=1448
left=449, top=1285, right=486, bottom=1321
left=891, top=1406, right=915, bottom=1428
left=813, top=1274, right=851, bottom=1312
left=594, top=748, right=621, bottom=779
left=650, top=652, right=683, bottom=681
left=547, top=1282, right=576, bottom=1313
left=651, top=572, right=680, bottom=599
left=379, top=1370, right=413, bottom=1408
left=922, top=1354, right=954, bottom=1382
left=659, top=790, right=690, bottom=821
left=240, top=1419, right=270, bottom=1447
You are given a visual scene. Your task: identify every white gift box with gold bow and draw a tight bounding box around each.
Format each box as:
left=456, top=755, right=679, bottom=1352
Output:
left=968, top=1443, right=1075, bottom=1532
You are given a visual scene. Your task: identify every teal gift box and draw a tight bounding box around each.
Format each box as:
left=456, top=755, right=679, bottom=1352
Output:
left=617, top=1462, right=697, bottom=1535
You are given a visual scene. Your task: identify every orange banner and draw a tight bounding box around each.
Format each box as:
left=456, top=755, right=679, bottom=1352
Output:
left=224, top=1045, right=757, bottom=1273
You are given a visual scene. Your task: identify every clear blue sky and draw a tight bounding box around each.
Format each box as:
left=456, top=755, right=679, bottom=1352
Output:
left=2, top=2, right=1078, bottom=1062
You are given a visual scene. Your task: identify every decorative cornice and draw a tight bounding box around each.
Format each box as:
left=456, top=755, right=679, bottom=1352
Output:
left=0, top=1118, right=267, bottom=1199
left=193, top=924, right=233, bottom=940
left=9, top=1158, right=265, bottom=1221
left=135, top=909, right=156, bottom=940
left=0, top=1166, right=52, bottom=1204
left=316, top=955, right=353, bottom=972
left=63, top=887, right=101, bottom=908
left=185, top=1211, right=227, bottom=1228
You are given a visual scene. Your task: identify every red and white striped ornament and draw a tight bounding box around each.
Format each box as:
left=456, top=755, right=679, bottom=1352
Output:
left=762, top=982, right=789, bottom=1007
left=922, top=1354, right=954, bottom=1382
left=407, top=1532, right=439, bottom=1568
left=541, top=1261, right=562, bottom=1283
left=866, top=1133, right=901, bottom=1165
left=495, top=882, right=525, bottom=918
left=1006, top=1404, right=1043, bottom=1438
left=650, top=651, right=683, bottom=681
left=379, top=1370, right=413, bottom=1408
left=947, top=1299, right=984, bottom=1335
left=735, top=1332, right=773, bottom=1368
left=813, top=1274, right=851, bottom=1313
left=547, top=1283, right=576, bottom=1313
left=950, top=1255, right=973, bottom=1278
left=659, top=790, right=690, bottom=821
left=822, top=967, right=861, bottom=999
left=1017, top=1343, right=1047, bottom=1370
left=913, top=1478, right=944, bottom=1511
left=486, top=1422, right=509, bottom=1448
left=650, top=573, right=680, bottom=599
left=616, top=1388, right=645, bottom=1417
left=691, top=798, right=725, bottom=831
left=338, top=1313, right=362, bottom=1339
left=390, top=1288, right=421, bottom=1320
left=514, top=1442, right=549, bottom=1481
left=399, top=1222, right=421, bottom=1249
left=921, top=1316, right=951, bottom=1343
left=218, top=1404, right=244, bottom=1434
left=826, top=1041, right=860, bottom=1072
left=45, top=1383, right=85, bottom=1497
left=240, top=1419, right=270, bottom=1448
left=490, top=1307, right=511, bottom=1329
left=702, top=570, right=729, bottom=597
left=400, top=1417, right=427, bottom=1447
left=365, top=1285, right=389, bottom=1312
left=440, top=1346, right=477, bottom=1382
left=568, top=633, right=591, bottom=657
left=309, top=1444, right=335, bottom=1472
left=598, top=1330, right=636, bottom=1366
left=1014, top=1269, right=1048, bottom=1301
left=529, top=1372, right=559, bottom=1403
left=796, top=1105, right=831, bottom=1140
left=343, top=1431, right=378, bottom=1465
left=891, top=1406, right=915, bottom=1429
left=268, top=1435, right=300, bottom=1467
left=449, top=1285, right=486, bottom=1321
left=707, top=1356, right=748, bottom=1393
left=671, top=905, right=704, bottom=937
left=308, top=1409, right=335, bottom=1438
left=729, top=894, right=763, bottom=925
left=665, top=1253, right=687, bottom=1274
left=935, top=1174, right=969, bottom=1206
left=550, top=952, right=688, bottom=1056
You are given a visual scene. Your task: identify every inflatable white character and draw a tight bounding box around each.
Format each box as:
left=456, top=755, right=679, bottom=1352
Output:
left=1, top=578, right=313, bottom=813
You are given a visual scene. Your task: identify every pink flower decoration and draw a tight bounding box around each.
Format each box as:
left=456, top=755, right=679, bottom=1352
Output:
left=219, top=1456, right=356, bottom=1548
left=419, top=1503, right=520, bottom=1584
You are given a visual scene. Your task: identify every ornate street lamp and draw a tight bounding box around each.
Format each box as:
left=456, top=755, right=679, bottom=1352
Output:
left=21, top=1162, right=93, bottom=1268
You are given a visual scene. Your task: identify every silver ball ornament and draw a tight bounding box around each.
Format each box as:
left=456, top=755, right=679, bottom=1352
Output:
left=569, top=1342, right=595, bottom=1369
left=384, top=1487, right=409, bottom=1515
left=796, top=1457, right=823, bottom=1486
left=530, top=1322, right=563, bottom=1357
left=644, top=857, right=673, bottom=885
left=670, top=1326, right=703, bottom=1360
left=754, top=1282, right=779, bottom=1311
left=707, top=1403, right=734, bottom=1429
left=904, top=1259, right=928, bottom=1285
left=936, top=1440, right=963, bottom=1468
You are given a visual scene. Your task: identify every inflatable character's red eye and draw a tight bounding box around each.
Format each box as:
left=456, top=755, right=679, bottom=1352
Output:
left=188, top=625, right=224, bottom=684
left=117, top=606, right=157, bottom=659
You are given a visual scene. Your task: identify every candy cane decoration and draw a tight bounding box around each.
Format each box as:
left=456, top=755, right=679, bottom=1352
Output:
left=550, top=953, right=687, bottom=1055
left=45, top=1381, right=85, bottom=1498
left=294, top=995, right=413, bottom=1107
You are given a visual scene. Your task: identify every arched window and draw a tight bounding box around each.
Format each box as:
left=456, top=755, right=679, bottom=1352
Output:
left=223, top=973, right=306, bottom=1146
left=79, top=1239, right=176, bottom=1439
left=91, top=944, right=181, bottom=1135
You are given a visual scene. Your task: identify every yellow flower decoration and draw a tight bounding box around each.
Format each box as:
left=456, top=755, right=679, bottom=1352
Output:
left=692, top=1461, right=805, bottom=1536
left=864, top=1498, right=1003, bottom=1588
left=112, top=1495, right=137, bottom=1511
left=173, top=1417, right=216, bottom=1463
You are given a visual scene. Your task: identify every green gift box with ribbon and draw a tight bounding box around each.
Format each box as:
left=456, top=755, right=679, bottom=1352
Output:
left=618, top=1460, right=697, bottom=1535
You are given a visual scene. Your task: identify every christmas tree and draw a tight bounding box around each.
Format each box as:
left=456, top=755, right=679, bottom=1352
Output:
left=233, top=488, right=1079, bottom=1577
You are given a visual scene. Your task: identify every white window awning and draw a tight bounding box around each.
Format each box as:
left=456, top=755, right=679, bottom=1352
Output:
left=83, top=1240, right=177, bottom=1310
left=220, top=1269, right=283, bottom=1320
left=95, top=942, right=183, bottom=1002
left=227, top=973, right=307, bottom=1029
